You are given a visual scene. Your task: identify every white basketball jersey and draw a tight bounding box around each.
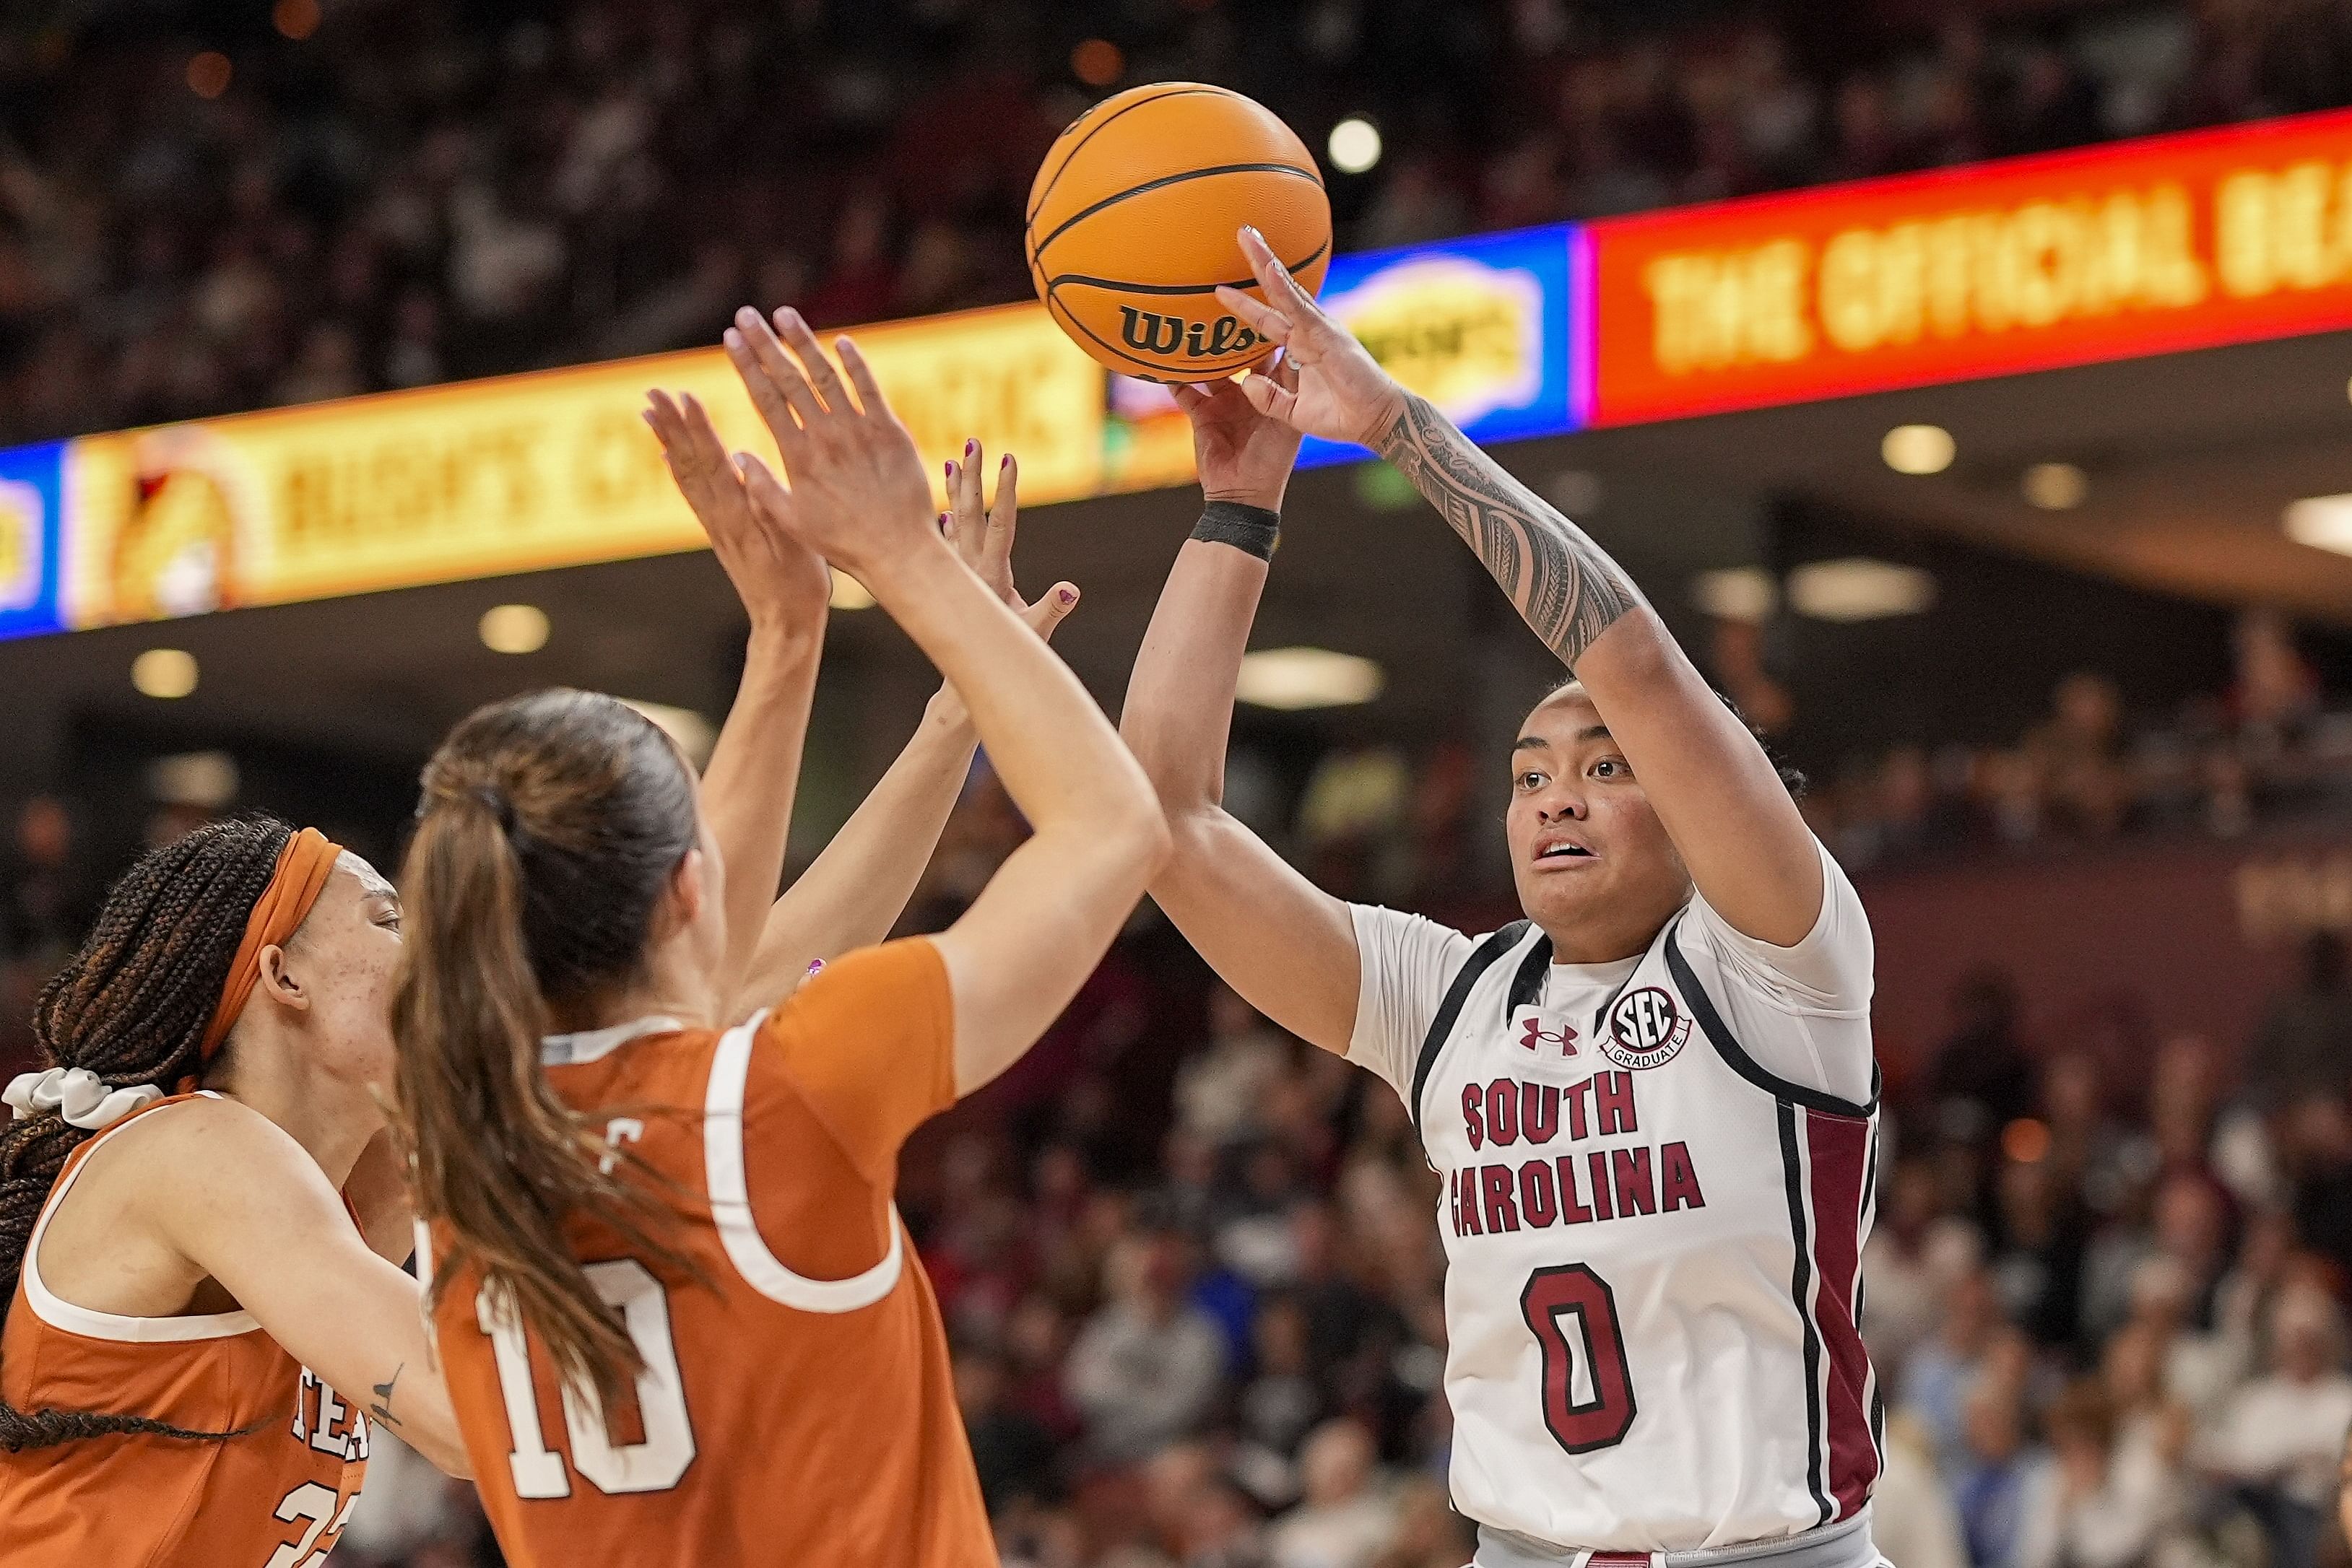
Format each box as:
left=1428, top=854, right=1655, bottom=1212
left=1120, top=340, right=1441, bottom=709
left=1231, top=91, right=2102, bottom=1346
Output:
left=1347, top=842, right=1881, bottom=1553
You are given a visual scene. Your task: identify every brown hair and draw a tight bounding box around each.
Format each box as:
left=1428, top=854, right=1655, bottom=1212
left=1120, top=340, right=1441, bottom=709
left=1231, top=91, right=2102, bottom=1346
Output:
left=0, top=816, right=295, bottom=1451
left=393, top=688, right=702, bottom=1408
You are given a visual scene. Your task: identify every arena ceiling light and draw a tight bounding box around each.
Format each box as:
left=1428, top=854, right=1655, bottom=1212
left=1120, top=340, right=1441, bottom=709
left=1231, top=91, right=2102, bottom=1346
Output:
left=131, top=648, right=198, bottom=699
left=2284, top=494, right=2352, bottom=555
left=1691, top=566, right=1778, bottom=622
left=147, top=751, right=238, bottom=808
left=1880, top=424, right=1955, bottom=475
left=479, top=604, right=550, bottom=654
left=1236, top=647, right=1384, bottom=710
left=1787, top=558, right=1937, bottom=621
left=2022, top=462, right=2088, bottom=510
left=1328, top=117, right=1382, bottom=175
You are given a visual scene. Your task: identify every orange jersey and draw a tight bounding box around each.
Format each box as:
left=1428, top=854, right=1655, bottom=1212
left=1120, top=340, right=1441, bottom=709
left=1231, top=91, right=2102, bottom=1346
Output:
left=425, top=938, right=992, bottom=1568
left=0, top=1094, right=370, bottom=1568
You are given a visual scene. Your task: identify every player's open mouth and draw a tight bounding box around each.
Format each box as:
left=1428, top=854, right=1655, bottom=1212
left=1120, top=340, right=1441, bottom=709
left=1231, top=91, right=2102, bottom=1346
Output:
left=1532, top=839, right=1594, bottom=863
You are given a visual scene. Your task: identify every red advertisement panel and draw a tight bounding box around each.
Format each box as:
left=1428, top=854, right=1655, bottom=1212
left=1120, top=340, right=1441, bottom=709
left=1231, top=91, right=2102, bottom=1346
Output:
left=1589, top=109, right=2352, bottom=424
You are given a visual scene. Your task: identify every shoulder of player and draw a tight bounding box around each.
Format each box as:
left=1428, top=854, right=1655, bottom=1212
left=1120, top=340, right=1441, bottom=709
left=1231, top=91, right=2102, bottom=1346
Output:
left=750, top=938, right=947, bottom=1036
left=96, top=1095, right=338, bottom=1240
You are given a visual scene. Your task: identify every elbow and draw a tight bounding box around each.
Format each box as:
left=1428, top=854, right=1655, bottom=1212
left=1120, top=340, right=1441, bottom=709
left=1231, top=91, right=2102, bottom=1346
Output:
left=1113, top=798, right=1175, bottom=884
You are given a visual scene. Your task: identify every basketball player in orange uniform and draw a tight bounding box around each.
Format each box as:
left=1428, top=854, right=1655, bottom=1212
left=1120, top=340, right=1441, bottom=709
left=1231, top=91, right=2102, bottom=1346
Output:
left=0, top=356, right=989, bottom=1566
left=396, top=306, right=1166, bottom=1567
left=0, top=823, right=469, bottom=1568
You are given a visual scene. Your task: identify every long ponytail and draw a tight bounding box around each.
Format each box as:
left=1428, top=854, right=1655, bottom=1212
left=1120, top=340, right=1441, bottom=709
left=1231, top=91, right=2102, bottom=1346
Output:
left=394, top=689, right=703, bottom=1411
left=0, top=818, right=293, bottom=1451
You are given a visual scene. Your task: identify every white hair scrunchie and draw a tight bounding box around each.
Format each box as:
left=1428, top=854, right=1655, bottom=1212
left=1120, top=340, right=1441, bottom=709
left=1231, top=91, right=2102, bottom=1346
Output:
left=2, top=1067, right=163, bottom=1131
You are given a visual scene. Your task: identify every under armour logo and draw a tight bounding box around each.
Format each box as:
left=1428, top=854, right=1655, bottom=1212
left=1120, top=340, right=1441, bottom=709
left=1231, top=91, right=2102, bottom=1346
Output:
left=1518, top=1015, right=1579, bottom=1057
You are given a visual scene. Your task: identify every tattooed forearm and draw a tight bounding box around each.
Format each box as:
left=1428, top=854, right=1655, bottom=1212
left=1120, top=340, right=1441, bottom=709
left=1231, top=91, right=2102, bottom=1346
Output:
left=1373, top=393, right=1640, bottom=667
left=370, top=1364, right=406, bottom=1429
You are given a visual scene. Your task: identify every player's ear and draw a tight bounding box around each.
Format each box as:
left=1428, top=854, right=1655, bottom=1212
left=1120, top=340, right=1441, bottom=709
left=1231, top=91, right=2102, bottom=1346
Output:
left=254, top=943, right=311, bottom=1014
left=666, top=847, right=710, bottom=935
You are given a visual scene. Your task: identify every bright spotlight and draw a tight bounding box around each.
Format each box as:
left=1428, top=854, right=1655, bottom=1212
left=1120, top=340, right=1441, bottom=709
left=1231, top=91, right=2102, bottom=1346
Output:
left=132, top=648, right=199, bottom=700
left=479, top=604, right=550, bottom=654
left=1881, top=424, right=1955, bottom=476
left=1328, top=118, right=1382, bottom=175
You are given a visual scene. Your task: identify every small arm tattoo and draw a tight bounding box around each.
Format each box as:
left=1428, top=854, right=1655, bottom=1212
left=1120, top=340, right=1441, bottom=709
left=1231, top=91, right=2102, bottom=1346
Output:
left=370, top=1364, right=406, bottom=1429
left=1372, top=393, right=1639, bottom=668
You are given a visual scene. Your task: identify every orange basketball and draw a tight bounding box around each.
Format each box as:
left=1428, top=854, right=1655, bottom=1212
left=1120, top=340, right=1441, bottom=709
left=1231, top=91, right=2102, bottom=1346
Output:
left=1027, top=83, right=1331, bottom=382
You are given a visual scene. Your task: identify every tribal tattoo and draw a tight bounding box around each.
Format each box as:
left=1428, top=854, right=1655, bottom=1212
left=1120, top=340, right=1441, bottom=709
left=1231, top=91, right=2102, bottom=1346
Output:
left=1373, top=394, right=1640, bottom=668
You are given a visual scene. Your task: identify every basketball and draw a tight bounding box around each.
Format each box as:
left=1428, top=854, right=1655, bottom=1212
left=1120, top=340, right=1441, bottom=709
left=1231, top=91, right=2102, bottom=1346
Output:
left=1026, top=83, right=1332, bottom=382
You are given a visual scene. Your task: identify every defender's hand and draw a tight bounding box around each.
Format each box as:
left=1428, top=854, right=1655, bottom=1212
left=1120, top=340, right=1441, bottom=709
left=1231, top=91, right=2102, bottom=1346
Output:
left=722, top=305, right=934, bottom=580
left=1171, top=360, right=1304, bottom=514
left=929, top=440, right=1080, bottom=728
left=644, top=386, right=829, bottom=632
left=1214, top=226, right=1406, bottom=448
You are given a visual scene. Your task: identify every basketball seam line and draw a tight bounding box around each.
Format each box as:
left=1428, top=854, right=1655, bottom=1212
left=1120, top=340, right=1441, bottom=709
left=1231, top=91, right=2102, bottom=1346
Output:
left=1043, top=238, right=1332, bottom=297
left=1025, top=84, right=1223, bottom=234
left=1030, top=162, right=1324, bottom=259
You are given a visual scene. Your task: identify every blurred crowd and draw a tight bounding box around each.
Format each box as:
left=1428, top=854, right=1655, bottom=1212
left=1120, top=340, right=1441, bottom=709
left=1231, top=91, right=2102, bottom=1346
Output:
left=1761, top=609, right=2352, bottom=875
left=4, top=0, right=2351, bottom=445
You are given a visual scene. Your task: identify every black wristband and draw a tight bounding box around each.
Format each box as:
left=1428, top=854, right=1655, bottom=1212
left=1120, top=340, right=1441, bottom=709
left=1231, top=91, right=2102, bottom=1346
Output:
left=1191, top=500, right=1280, bottom=562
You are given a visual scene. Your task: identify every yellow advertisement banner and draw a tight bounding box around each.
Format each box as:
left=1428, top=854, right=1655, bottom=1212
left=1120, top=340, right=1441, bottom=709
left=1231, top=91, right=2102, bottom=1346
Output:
left=61, top=302, right=1111, bottom=627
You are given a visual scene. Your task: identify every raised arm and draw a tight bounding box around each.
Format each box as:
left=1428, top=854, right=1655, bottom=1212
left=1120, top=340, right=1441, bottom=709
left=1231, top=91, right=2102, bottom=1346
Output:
left=1218, top=229, right=1823, bottom=944
left=726, top=440, right=1080, bottom=1014
left=643, top=380, right=829, bottom=999
left=1117, top=372, right=1361, bottom=1053
left=724, top=309, right=1167, bottom=1095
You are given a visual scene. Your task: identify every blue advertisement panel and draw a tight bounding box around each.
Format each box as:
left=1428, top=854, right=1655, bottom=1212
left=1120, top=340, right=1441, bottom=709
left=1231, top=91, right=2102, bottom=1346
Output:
left=1296, top=223, right=1580, bottom=469
left=0, top=440, right=64, bottom=641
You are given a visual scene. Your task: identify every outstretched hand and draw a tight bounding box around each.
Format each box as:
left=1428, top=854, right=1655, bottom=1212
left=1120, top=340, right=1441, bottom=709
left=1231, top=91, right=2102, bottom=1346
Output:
left=643, top=386, right=829, bottom=632
left=721, top=305, right=933, bottom=581
left=1169, top=358, right=1303, bottom=513
left=1213, top=227, right=1406, bottom=448
left=942, top=438, right=1080, bottom=637
left=928, top=439, right=1080, bottom=728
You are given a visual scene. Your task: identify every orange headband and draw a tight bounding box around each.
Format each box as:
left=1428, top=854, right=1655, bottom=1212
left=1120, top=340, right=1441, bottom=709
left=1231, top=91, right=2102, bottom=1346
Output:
left=198, top=826, right=344, bottom=1064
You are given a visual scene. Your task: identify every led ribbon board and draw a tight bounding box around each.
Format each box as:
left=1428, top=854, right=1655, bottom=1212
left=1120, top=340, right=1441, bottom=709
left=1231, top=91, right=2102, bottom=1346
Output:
left=1586, top=106, right=2352, bottom=424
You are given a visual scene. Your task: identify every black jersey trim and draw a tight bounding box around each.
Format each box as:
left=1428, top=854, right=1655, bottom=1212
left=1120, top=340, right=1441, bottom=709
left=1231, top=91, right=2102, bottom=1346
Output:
left=1779, top=1103, right=1834, bottom=1529
left=1504, top=932, right=1553, bottom=1019
left=1410, top=920, right=1532, bottom=1156
left=1662, top=917, right=1878, bottom=1119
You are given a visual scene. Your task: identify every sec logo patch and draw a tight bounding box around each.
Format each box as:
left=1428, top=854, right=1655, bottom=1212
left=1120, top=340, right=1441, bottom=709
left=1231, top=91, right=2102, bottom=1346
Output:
left=1602, top=986, right=1690, bottom=1071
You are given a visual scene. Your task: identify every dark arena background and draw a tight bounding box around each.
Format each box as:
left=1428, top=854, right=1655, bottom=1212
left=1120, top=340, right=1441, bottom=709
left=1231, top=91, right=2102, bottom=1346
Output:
left=9, top=1, right=2352, bottom=1564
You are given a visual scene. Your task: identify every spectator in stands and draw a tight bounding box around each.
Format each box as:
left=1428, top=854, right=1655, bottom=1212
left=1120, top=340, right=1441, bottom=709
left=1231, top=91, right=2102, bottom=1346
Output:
left=1066, top=1230, right=1228, bottom=1463
left=1903, top=1265, right=2017, bottom=1478
left=2246, top=932, right=2352, bottom=1114
left=958, top=1343, right=1059, bottom=1517
left=2197, top=1284, right=2352, bottom=1568
left=1927, top=966, right=2037, bottom=1150
left=1951, top=1361, right=2051, bottom=1568
left=1175, top=985, right=1293, bottom=1151
left=1265, top=1419, right=1397, bottom=1568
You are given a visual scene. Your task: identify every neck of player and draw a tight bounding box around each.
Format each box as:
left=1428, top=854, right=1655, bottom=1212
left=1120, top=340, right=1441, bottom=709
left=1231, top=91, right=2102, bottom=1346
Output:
left=563, top=933, right=721, bottom=1037
left=218, top=1017, right=384, bottom=1188
left=1534, top=889, right=1691, bottom=967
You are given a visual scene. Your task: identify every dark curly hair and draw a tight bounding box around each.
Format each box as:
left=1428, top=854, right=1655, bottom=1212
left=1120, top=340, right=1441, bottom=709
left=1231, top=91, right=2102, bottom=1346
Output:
left=0, top=816, right=293, bottom=1452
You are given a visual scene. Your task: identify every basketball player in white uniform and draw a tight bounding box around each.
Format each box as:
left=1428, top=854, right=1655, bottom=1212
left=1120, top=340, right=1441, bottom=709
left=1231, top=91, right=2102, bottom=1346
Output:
left=1119, top=227, right=1883, bottom=1567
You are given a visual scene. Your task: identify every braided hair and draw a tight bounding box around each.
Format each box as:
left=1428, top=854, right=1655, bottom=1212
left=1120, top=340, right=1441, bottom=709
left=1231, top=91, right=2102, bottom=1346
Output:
left=0, top=816, right=294, bottom=1452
